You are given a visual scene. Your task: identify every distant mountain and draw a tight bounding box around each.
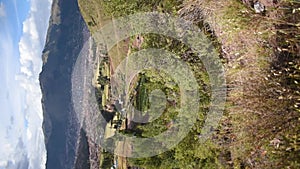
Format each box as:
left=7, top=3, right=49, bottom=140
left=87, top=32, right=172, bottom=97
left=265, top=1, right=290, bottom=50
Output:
left=39, top=0, right=91, bottom=168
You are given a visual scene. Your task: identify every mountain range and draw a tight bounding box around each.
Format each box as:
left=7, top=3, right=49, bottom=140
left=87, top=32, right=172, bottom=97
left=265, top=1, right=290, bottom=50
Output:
left=39, top=0, right=91, bottom=168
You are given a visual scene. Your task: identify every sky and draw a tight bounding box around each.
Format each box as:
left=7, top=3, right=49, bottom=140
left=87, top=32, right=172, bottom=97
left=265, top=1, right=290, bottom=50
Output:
left=0, top=0, right=52, bottom=168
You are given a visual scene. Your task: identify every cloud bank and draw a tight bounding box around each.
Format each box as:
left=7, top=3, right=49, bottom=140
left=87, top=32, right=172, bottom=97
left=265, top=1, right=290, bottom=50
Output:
left=0, top=0, right=52, bottom=168
left=17, top=0, right=52, bottom=168
left=0, top=31, right=27, bottom=169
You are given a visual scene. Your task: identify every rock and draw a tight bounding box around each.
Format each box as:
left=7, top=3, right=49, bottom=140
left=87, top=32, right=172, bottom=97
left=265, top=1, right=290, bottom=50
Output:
left=254, top=1, right=265, bottom=13
left=270, top=138, right=281, bottom=148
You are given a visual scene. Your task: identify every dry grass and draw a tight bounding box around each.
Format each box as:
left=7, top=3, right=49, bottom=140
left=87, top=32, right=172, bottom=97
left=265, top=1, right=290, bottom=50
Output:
left=180, top=0, right=299, bottom=168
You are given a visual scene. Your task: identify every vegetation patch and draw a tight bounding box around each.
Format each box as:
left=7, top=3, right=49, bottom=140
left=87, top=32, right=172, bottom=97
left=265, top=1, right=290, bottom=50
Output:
left=78, top=0, right=300, bottom=168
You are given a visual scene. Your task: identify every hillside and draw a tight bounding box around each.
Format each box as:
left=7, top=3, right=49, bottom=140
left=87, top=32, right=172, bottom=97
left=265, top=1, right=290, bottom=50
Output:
left=39, top=0, right=90, bottom=168
left=77, top=0, right=300, bottom=168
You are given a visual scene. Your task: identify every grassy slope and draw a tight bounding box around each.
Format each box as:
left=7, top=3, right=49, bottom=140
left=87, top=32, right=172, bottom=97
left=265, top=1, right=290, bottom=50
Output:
left=189, top=0, right=300, bottom=168
left=78, top=0, right=300, bottom=168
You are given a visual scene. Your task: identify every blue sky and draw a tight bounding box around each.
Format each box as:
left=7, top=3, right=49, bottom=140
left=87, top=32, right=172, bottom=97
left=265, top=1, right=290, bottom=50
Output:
left=0, top=0, right=52, bottom=168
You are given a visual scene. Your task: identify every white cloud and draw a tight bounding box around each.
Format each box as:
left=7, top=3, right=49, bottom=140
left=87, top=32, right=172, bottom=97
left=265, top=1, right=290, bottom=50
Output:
left=2, top=138, right=30, bottom=169
left=0, top=2, right=5, bottom=17
left=0, top=0, right=52, bottom=168
left=17, top=0, right=52, bottom=168
left=0, top=33, right=27, bottom=169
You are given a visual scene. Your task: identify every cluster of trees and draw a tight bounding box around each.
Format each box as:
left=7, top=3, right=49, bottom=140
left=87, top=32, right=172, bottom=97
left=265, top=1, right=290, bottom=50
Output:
left=124, top=68, right=219, bottom=168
